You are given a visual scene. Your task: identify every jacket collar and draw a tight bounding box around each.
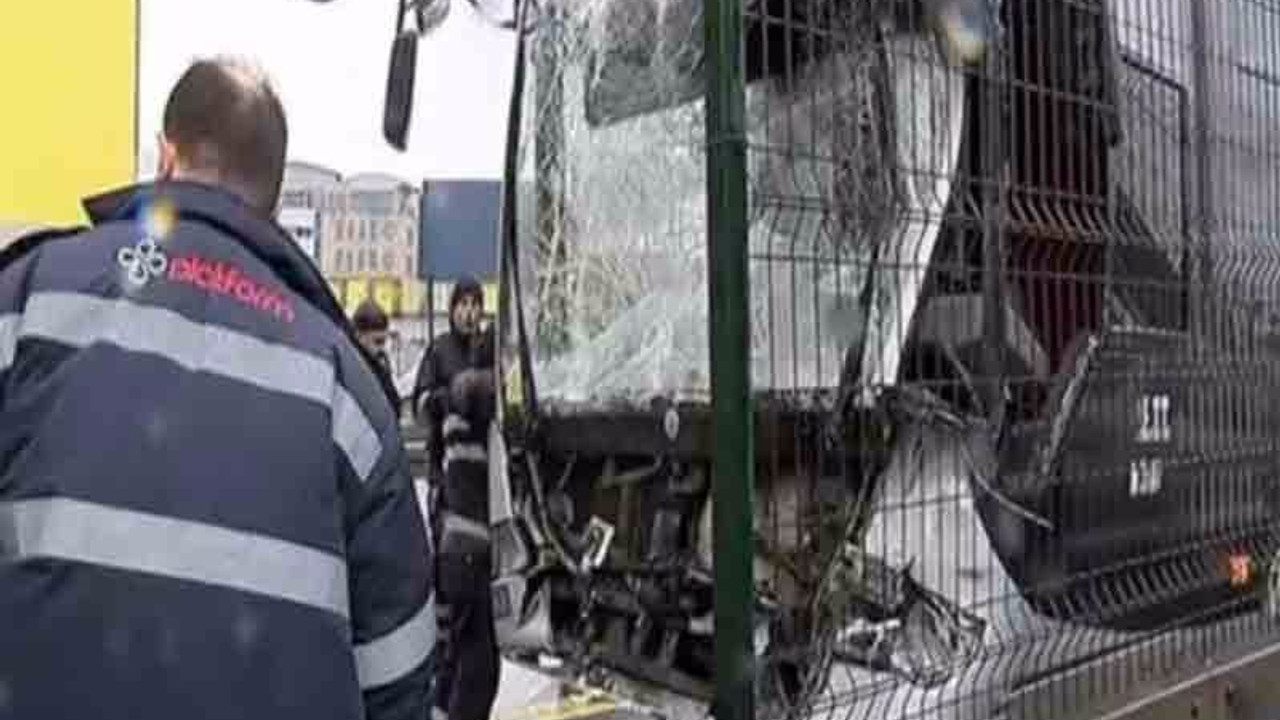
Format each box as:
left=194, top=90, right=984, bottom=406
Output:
left=84, top=180, right=295, bottom=270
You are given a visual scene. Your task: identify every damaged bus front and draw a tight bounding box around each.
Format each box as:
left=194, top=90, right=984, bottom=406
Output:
left=384, top=0, right=1280, bottom=716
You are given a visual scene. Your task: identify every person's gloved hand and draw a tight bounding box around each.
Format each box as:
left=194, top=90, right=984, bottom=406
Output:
left=449, top=369, right=496, bottom=421
left=415, top=388, right=446, bottom=429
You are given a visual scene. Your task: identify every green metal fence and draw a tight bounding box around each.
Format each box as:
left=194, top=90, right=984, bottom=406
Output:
left=491, top=1, right=1280, bottom=719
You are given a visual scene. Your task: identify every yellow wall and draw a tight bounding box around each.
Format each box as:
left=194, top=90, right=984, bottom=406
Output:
left=0, top=1, right=137, bottom=227
left=331, top=275, right=431, bottom=318
left=430, top=281, right=499, bottom=316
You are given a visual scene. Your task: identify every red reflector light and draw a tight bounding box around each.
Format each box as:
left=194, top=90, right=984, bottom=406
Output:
left=1229, top=554, right=1253, bottom=587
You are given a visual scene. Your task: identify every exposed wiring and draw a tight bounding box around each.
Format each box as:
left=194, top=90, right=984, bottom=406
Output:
left=525, top=453, right=587, bottom=575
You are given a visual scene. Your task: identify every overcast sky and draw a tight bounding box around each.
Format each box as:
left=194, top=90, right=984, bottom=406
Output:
left=137, top=0, right=515, bottom=182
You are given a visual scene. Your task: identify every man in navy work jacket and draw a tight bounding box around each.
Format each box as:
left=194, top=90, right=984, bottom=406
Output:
left=0, top=57, right=434, bottom=720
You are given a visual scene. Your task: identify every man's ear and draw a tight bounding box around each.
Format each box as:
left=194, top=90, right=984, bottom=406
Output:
left=156, top=134, right=179, bottom=180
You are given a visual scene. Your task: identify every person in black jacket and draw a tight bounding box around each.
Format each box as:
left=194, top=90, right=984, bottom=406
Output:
left=413, top=278, right=493, bottom=430
left=413, top=278, right=495, bottom=480
left=413, top=277, right=500, bottom=720
left=0, top=57, right=433, bottom=720
left=353, top=297, right=401, bottom=409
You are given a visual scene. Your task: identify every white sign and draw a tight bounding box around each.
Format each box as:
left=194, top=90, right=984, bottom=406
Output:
left=278, top=207, right=319, bottom=262
left=1136, top=393, right=1172, bottom=443
left=1129, top=457, right=1163, bottom=497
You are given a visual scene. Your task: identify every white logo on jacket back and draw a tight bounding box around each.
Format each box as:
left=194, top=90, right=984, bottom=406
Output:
left=117, top=236, right=169, bottom=287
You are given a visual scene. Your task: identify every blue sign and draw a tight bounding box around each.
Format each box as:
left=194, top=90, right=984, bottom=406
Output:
left=420, top=179, right=501, bottom=281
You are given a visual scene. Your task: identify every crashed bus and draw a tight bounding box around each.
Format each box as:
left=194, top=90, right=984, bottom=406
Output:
left=373, top=0, right=1280, bottom=716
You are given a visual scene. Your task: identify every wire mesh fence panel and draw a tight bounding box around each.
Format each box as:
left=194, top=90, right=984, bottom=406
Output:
left=490, top=1, right=1280, bottom=719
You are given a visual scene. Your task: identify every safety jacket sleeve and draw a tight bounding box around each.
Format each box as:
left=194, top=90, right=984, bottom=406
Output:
left=0, top=228, right=81, bottom=408
left=413, top=343, right=440, bottom=421
left=413, top=343, right=450, bottom=473
left=0, top=245, right=42, bottom=410
left=334, top=342, right=436, bottom=720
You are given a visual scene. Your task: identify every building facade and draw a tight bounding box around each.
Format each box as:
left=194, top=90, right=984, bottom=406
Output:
left=277, top=206, right=319, bottom=263
left=280, top=162, right=426, bottom=317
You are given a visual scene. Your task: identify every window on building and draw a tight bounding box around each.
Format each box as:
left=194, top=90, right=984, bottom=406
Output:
left=357, top=190, right=396, bottom=216
left=281, top=189, right=309, bottom=208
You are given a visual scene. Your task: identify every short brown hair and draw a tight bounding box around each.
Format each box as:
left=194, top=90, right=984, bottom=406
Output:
left=162, top=57, right=289, bottom=212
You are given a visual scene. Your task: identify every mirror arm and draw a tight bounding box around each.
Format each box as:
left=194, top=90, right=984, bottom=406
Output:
left=395, top=0, right=408, bottom=34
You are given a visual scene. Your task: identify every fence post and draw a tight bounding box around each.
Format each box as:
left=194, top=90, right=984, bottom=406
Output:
left=704, top=0, right=754, bottom=719
left=980, top=28, right=1007, bottom=415
left=1188, top=0, right=1214, bottom=350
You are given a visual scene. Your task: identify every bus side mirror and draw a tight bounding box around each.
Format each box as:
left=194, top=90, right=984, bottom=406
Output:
left=383, top=0, right=450, bottom=151
left=384, top=31, right=419, bottom=151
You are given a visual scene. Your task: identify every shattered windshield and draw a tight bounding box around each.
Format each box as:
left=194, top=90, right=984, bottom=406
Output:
left=515, top=0, right=967, bottom=407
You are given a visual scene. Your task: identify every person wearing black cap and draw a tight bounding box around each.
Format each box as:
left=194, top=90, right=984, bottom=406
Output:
left=412, top=276, right=493, bottom=425
left=352, top=297, right=400, bottom=408
left=412, top=276, right=500, bottom=720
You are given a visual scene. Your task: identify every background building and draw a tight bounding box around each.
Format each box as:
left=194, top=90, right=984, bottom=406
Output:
left=280, top=161, right=427, bottom=318
left=277, top=206, right=319, bottom=263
